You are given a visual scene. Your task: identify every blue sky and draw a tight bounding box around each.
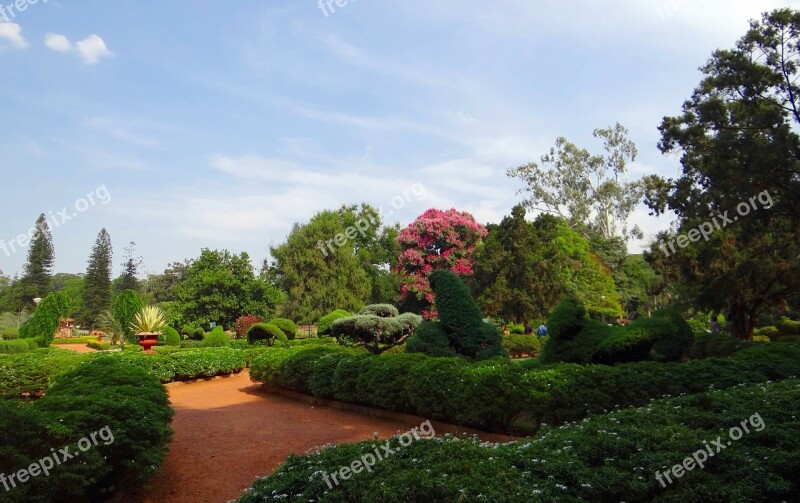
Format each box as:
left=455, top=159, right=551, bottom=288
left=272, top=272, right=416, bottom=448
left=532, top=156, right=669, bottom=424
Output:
left=0, top=0, right=795, bottom=278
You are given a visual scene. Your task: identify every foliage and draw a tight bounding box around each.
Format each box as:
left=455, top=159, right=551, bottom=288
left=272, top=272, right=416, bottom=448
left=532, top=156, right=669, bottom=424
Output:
left=507, top=123, right=644, bottom=241
left=13, top=214, right=55, bottom=310
left=87, top=340, right=111, bottom=350
left=502, top=334, right=541, bottom=358
left=234, top=314, right=261, bottom=339
left=541, top=298, right=692, bottom=364
left=777, top=317, right=800, bottom=337
left=112, top=348, right=246, bottom=382
left=331, top=305, right=421, bottom=355
left=81, top=228, right=113, bottom=327
left=0, top=339, right=38, bottom=354
left=645, top=9, right=800, bottom=340
left=174, top=248, right=284, bottom=329
left=200, top=326, right=231, bottom=347
left=130, top=305, right=166, bottom=334
left=268, top=204, right=397, bottom=323
left=689, top=332, right=748, bottom=359
left=112, top=290, right=144, bottom=344
left=19, top=291, right=70, bottom=347
left=246, top=323, right=287, bottom=345
left=2, top=327, right=19, bottom=339
left=397, top=208, right=487, bottom=316
left=115, top=241, right=143, bottom=294
left=267, top=318, right=298, bottom=339
left=317, top=309, right=351, bottom=336
left=237, top=379, right=800, bottom=502
left=404, top=321, right=457, bottom=357
left=407, top=269, right=506, bottom=360
left=158, top=326, right=181, bottom=346
left=0, top=349, right=86, bottom=400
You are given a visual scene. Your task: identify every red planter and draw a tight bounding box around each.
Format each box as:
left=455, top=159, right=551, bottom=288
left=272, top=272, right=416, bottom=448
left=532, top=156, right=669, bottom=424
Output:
left=137, top=333, right=159, bottom=353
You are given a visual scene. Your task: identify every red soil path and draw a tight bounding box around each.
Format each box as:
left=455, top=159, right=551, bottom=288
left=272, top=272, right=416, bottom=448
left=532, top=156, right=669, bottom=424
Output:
left=120, top=370, right=467, bottom=503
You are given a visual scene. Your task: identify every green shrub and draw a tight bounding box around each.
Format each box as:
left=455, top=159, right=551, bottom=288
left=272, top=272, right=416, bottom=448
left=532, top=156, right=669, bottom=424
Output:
left=87, top=340, right=110, bottom=350
left=777, top=335, right=800, bottom=344
left=689, top=332, right=747, bottom=359
left=0, top=338, right=38, bottom=354
left=246, top=323, right=287, bottom=345
left=113, top=290, right=145, bottom=344
left=540, top=297, right=590, bottom=363
left=113, top=348, right=246, bottom=382
left=502, top=334, right=541, bottom=358
left=236, top=379, right=800, bottom=503
left=180, top=325, right=205, bottom=341
left=19, top=292, right=70, bottom=347
left=267, top=318, right=298, bottom=339
left=318, top=309, right=351, bottom=336
left=508, top=322, right=526, bottom=335
left=158, top=326, right=182, bottom=346
left=2, top=327, right=19, bottom=339
left=777, top=316, right=800, bottom=337
left=358, top=304, right=399, bottom=317
left=200, top=326, right=231, bottom=347
left=272, top=346, right=351, bottom=394
left=755, top=325, right=779, bottom=338
left=249, top=347, right=297, bottom=384
left=405, top=321, right=457, bottom=357
left=0, top=349, right=86, bottom=400
left=332, top=309, right=421, bottom=355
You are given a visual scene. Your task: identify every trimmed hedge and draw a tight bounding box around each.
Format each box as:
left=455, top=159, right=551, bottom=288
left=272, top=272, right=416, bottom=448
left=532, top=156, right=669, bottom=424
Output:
left=318, top=309, right=351, bottom=336
left=236, top=379, right=800, bottom=502
left=2, top=327, right=19, bottom=339
left=0, top=339, right=38, bottom=354
left=0, top=349, right=86, bottom=400
left=158, top=326, right=182, bottom=346
left=249, top=340, right=800, bottom=433
left=247, top=323, right=287, bottom=345
left=200, top=326, right=231, bottom=347
left=1, top=356, right=174, bottom=502
left=112, top=348, right=247, bottom=382
left=267, top=318, right=298, bottom=340
left=502, top=334, right=541, bottom=358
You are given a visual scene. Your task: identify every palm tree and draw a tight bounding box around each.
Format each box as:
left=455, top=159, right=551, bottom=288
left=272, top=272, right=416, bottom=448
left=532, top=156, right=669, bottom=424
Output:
left=97, top=310, right=124, bottom=346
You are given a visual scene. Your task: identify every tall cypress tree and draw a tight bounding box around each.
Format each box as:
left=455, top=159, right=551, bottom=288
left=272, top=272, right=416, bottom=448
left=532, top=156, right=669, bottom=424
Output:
left=82, top=229, right=113, bottom=327
left=16, top=214, right=55, bottom=307
left=116, top=241, right=143, bottom=294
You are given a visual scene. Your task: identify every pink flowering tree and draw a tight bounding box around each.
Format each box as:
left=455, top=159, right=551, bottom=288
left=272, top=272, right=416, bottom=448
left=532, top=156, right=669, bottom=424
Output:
left=397, top=208, right=488, bottom=318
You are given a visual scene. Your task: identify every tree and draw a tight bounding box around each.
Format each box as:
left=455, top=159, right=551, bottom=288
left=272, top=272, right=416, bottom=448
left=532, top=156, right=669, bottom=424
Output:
left=51, top=273, right=84, bottom=320
left=15, top=214, right=55, bottom=308
left=19, top=290, right=70, bottom=346
left=331, top=304, right=421, bottom=354
left=614, top=255, right=659, bottom=318
left=472, top=209, right=623, bottom=322
left=174, top=249, right=283, bottom=328
left=81, top=229, right=113, bottom=327
left=645, top=8, right=800, bottom=340
left=113, top=290, right=144, bottom=344
left=397, top=208, right=487, bottom=317
left=507, top=124, right=644, bottom=241
left=269, top=205, right=391, bottom=323
left=142, top=260, right=192, bottom=304
left=115, top=242, right=143, bottom=294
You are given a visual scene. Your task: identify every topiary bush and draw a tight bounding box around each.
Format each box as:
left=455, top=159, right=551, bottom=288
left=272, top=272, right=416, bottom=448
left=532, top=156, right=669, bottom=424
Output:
left=502, top=334, right=541, bottom=358
left=331, top=307, right=421, bottom=355
left=777, top=316, right=800, bottom=338
left=0, top=339, right=38, bottom=354
left=689, top=332, right=747, bottom=359
left=19, top=291, right=71, bottom=347
left=405, top=270, right=505, bottom=360
left=405, top=321, right=457, bottom=357
left=2, top=327, right=19, bottom=340
left=158, top=326, right=182, bottom=346
left=267, top=318, right=298, bottom=340
left=317, top=309, right=351, bottom=336
left=358, top=304, right=399, bottom=317
left=234, top=314, right=261, bottom=339
left=200, top=326, right=230, bottom=347
left=246, top=323, right=287, bottom=345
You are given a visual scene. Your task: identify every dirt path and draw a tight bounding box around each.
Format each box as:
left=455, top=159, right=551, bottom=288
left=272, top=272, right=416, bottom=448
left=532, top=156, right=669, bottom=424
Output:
left=125, top=370, right=446, bottom=503
left=51, top=343, right=100, bottom=353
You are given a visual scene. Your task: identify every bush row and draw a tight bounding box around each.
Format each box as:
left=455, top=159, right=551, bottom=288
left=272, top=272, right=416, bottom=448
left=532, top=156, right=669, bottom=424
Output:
left=237, top=378, right=800, bottom=502
left=0, top=339, right=39, bottom=354
left=112, top=348, right=247, bottom=382
left=0, top=356, right=174, bottom=502
left=249, top=341, right=800, bottom=433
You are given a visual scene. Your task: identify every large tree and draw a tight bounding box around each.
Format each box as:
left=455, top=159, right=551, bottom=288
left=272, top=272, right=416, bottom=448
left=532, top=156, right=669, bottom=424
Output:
left=15, top=214, right=55, bottom=308
left=645, top=8, right=800, bottom=340
left=397, top=208, right=487, bottom=317
left=174, top=249, right=283, bottom=328
left=115, top=241, right=143, bottom=294
left=82, top=229, right=113, bottom=327
left=507, top=124, right=644, bottom=241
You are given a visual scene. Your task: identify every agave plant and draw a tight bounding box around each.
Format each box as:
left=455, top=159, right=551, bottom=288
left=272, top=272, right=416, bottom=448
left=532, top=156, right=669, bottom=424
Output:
left=130, top=305, right=166, bottom=334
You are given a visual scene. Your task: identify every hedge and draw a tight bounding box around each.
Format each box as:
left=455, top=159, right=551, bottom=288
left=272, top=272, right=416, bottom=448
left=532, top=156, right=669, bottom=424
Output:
left=267, top=318, right=298, bottom=339
left=318, top=309, right=351, bottom=336
left=249, top=340, right=800, bottom=433
left=236, top=379, right=800, bottom=502
left=0, top=349, right=86, bottom=400
left=112, top=348, right=247, bottom=382
left=247, top=323, right=288, bottom=345
left=0, top=339, right=38, bottom=354
left=1, top=356, right=174, bottom=502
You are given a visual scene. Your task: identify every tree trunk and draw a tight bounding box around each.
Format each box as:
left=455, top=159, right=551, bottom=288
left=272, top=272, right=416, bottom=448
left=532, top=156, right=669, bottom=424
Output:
left=728, top=305, right=755, bottom=341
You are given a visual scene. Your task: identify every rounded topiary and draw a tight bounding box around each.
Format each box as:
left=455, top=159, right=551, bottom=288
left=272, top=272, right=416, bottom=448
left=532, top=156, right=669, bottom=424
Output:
left=358, top=304, right=399, bottom=318
left=405, top=321, right=457, bottom=357
left=267, top=318, right=298, bottom=340
left=2, top=327, right=20, bottom=340
left=201, top=326, right=231, bottom=347
left=247, top=323, right=288, bottom=345
left=318, top=309, right=351, bottom=336
left=158, top=326, right=182, bottom=346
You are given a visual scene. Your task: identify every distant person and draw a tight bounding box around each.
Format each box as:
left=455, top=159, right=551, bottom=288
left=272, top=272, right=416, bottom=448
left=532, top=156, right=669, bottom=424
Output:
left=524, top=322, right=533, bottom=335
left=501, top=325, right=510, bottom=336
left=537, top=323, right=548, bottom=337
left=711, top=319, right=720, bottom=334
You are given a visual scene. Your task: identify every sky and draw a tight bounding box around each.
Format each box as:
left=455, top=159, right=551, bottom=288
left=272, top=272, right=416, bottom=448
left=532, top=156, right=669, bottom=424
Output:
left=0, top=0, right=796, bottom=278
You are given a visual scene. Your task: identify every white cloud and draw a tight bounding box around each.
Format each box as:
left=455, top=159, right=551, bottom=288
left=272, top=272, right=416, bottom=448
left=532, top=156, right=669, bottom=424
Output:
left=75, top=34, right=113, bottom=64
left=0, top=23, right=28, bottom=49
left=44, top=33, right=71, bottom=52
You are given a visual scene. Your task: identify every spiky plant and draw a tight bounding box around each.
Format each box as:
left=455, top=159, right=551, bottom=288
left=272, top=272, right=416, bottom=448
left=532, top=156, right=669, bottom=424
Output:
left=130, top=305, right=166, bottom=334
left=97, top=310, right=124, bottom=345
